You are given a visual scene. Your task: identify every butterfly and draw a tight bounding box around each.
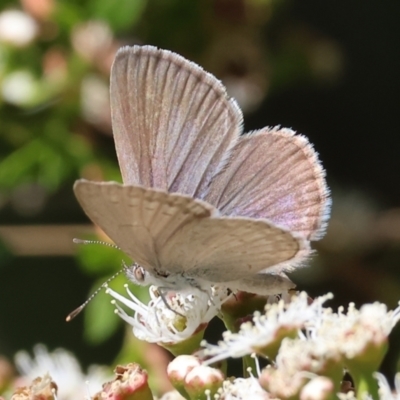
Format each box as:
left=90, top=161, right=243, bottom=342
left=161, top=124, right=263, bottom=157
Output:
left=74, top=45, right=330, bottom=296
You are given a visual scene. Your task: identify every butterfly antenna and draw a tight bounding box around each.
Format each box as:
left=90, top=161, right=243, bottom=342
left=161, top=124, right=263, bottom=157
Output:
left=66, top=269, right=124, bottom=322
left=73, top=238, right=121, bottom=251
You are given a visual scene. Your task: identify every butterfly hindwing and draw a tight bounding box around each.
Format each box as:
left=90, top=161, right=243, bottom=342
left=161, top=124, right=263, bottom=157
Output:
left=205, top=127, right=330, bottom=240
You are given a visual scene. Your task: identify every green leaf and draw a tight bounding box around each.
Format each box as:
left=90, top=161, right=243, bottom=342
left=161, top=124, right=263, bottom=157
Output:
left=88, top=0, right=147, bottom=31
left=83, top=274, right=150, bottom=344
left=83, top=276, right=122, bottom=344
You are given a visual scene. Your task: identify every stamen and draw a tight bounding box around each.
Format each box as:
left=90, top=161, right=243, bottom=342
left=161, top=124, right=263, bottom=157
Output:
left=251, top=353, right=261, bottom=377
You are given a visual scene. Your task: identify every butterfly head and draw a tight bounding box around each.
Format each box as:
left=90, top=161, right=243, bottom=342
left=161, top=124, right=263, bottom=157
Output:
left=123, top=262, right=200, bottom=291
left=123, top=262, right=149, bottom=285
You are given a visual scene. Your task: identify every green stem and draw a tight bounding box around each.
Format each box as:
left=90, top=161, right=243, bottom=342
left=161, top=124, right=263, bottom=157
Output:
left=352, top=371, right=379, bottom=400
left=242, top=355, right=257, bottom=378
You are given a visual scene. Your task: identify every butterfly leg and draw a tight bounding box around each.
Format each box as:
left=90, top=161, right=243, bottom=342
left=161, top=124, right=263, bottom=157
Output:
left=155, top=287, right=186, bottom=317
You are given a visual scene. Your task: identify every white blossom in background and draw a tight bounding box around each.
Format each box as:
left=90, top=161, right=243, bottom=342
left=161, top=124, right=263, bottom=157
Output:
left=159, top=390, right=186, bottom=400
left=1, top=70, right=38, bottom=106
left=259, top=337, right=341, bottom=398
left=80, top=74, right=111, bottom=128
left=300, top=377, right=336, bottom=400
left=0, top=10, right=38, bottom=47
left=375, top=372, right=400, bottom=400
left=217, top=377, right=269, bottom=400
left=337, top=392, right=358, bottom=400
left=14, top=344, right=111, bottom=400
left=71, top=20, right=113, bottom=62
left=107, top=284, right=230, bottom=344
left=314, top=301, right=400, bottom=359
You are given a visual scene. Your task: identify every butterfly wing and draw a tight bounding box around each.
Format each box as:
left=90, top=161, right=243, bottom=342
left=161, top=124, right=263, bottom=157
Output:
left=73, top=179, right=217, bottom=273
left=111, top=45, right=243, bottom=198
left=204, top=127, right=330, bottom=240
left=158, top=214, right=309, bottom=281
left=227, top=273, right=296, bottom=295
left=74, top=180, right=308, bottom=284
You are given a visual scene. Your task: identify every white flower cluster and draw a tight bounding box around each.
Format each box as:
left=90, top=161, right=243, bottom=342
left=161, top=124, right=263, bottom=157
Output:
left=201, top=292, right=332, bottom=365
left=200, top=293, right=400, bottom=366
left=106, top=284, right=230, bottom=344
left=10, top=292, right=400, bottom=399
left=104, top=285, right=400, bottom=399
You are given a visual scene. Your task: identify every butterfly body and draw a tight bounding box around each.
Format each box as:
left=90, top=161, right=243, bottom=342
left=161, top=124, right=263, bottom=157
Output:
left=123, top=263, right=207, bottom=292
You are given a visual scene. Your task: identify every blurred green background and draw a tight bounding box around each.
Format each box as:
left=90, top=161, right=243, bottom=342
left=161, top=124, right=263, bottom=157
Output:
left=0, top=0, right=400, bottom=382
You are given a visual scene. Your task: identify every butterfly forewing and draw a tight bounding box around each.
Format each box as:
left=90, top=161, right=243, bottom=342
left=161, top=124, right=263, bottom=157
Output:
left=73, top=180, right=217, bottom=273
left=74, top=180, right=308, bottom=282
left=111, top=46, right=243, bottom=198
left=204, top=127, right=330, bottom=240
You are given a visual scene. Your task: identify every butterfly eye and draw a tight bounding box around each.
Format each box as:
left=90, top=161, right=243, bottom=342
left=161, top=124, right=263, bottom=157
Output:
left=134, top=265, right=146, bottom=282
